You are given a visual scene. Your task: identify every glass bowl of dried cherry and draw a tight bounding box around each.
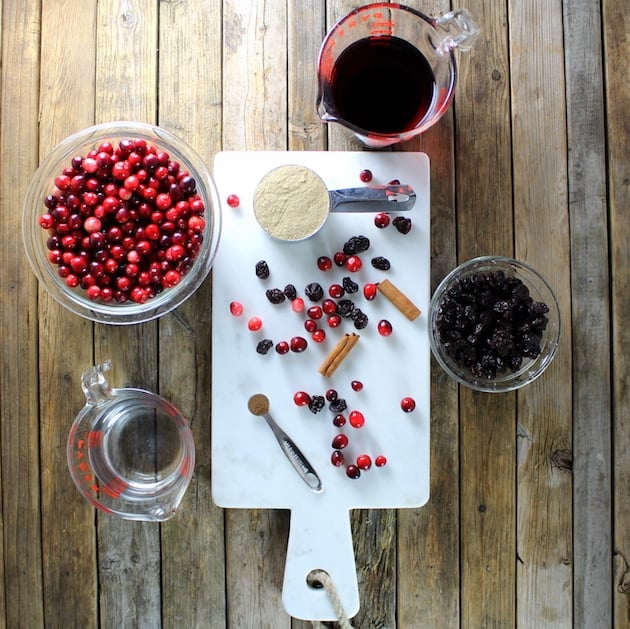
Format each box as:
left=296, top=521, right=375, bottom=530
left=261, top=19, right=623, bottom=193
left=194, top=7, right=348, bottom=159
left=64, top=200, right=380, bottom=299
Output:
left=22, top=121, right=221, bottom=324
left=429, top=256, right=560, bottom=392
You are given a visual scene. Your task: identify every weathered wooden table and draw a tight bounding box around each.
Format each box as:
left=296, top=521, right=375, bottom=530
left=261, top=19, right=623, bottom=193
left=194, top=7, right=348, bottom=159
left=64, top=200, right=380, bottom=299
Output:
left=1, top=1, right=627, bottom=627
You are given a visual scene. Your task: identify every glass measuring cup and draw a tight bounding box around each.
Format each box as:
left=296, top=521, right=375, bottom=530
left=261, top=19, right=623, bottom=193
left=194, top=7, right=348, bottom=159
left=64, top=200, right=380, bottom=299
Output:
left=67, top=361, right=195, bottom=521
left=316, top=3, right=479, bottom=148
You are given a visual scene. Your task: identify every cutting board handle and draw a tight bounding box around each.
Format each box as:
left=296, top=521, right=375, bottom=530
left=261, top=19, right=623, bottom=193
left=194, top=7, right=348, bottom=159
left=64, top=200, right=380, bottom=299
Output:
left=282, top=506, right=359, bottom=621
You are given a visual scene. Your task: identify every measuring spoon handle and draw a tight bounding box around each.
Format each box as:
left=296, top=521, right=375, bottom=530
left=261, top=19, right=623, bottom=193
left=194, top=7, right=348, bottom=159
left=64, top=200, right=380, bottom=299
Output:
left=264, top=413, right=323, bottom=492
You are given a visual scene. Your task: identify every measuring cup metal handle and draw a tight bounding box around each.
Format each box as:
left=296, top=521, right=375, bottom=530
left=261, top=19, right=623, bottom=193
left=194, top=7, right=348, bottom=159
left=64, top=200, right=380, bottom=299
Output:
left=329, top=185, right=416, bottom=212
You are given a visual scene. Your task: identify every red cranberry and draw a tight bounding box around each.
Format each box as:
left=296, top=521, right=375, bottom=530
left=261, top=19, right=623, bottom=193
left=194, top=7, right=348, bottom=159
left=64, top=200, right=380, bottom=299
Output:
left=227, top=194, right=240, bottom=208
left=291, top=297, right=305, bottom=313
left=327, top=315, right=342, bottom=328
left=331, top=434, right=349, bottom=449
left=345, top=255, right=362, bottom=272
left=247, top=316, right=263, bottom=331
left=374, top=212, right=390, bottom=228
left=229, top=301, right=243, bottom=316
left=375, top=455, right=388, bottom=467
left=325, top=389, right=338, bottom=402
left=349, top=410, right=365, bottom=428
left=317, top=256, right=332, bottom=271
left=401, top=397, right=416, bottom=412
left=312, top=329, right=326, bottom=343
left=350, top=380, right=363, bottom=391
left=356, top=454, right=372, bottom=470
left=363, top=283, right=377, bottom=301
left=304, top=319, right=317, bottom=333
left=333, top=251, right=346, bottom=267
left=346, top=465, right=361, bottom=479
left=290, top=336, right=308, bottom=353
left=377, top=319, right=393, bottom=336
left=328, top=284, right=344, bottom=299
left=333, top=414, right=346, bottom=427
left=322, top=299, right=337, bottom=314
left=359, top=169, right=373, bottom=183
left=307, top=305, right=323, bottom=320
left=275, top=341, right=290, bottom=354
left=331, top=451, right=345, bottom=467
left=293, top=391, right=311, bottom=406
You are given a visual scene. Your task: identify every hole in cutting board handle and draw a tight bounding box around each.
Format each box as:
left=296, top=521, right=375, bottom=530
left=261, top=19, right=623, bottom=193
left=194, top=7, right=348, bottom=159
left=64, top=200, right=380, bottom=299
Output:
left=306, top=569, right=328, bottom=589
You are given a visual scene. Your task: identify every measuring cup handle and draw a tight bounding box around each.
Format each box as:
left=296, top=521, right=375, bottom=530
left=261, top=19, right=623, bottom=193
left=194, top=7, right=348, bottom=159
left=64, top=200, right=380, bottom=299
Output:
left=329, top=185, right=416, bottom=212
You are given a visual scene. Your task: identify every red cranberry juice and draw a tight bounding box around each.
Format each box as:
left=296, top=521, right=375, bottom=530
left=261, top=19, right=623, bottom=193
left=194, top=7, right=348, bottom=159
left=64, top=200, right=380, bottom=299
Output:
left=329, top=36, right=435, bottom=135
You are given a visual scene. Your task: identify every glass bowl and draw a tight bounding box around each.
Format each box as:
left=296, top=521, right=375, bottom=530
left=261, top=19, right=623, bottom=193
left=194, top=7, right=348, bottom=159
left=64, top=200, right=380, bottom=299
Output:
left=22, top=121, right=221, bottom=324
left=429, top=256, right=560, bottom=392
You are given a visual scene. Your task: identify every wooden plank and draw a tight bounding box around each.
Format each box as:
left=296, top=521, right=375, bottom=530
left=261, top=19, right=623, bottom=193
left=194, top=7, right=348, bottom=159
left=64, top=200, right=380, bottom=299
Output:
left=0, top=1, right=45, bottom=627
left=446, top=1, right=518, bottom=627
left=509, top=0, right=574, bottom=626
left=156, top=0, right=227, bottom=626
left=36, top=1, right=99, bottom=627
left=93, top=1, right=161, bottom=627
left=602, top=2, right=630, bottom=627
left=563, top=0, right=612, bottom=626
left=396, top=1, right=459, bottom=626
left=222, top=1, right=291, bottom=626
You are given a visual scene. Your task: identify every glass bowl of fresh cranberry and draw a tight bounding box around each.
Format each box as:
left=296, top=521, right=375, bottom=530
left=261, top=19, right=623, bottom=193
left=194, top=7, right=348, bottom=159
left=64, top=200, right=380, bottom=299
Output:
left=429, top=256, right=561, bottom=392
left=22, top=121, right=221, bottom=324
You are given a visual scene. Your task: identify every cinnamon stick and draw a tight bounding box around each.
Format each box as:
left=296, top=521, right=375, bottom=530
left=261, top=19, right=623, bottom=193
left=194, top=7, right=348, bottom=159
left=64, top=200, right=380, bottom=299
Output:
left=318, top=333, right=360, bottom=377
left=377, top=279, right=421, bottom=321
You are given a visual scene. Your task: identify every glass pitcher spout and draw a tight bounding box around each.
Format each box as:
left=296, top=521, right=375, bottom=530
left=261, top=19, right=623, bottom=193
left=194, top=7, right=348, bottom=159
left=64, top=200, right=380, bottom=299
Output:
left=433, top=10, right=480, bottom=54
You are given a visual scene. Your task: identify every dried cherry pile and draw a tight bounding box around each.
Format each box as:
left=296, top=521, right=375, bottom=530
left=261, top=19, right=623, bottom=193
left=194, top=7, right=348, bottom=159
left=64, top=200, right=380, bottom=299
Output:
left=38, top=138, right=206, bottom=304
left=435, top=270, right=549, bottom=379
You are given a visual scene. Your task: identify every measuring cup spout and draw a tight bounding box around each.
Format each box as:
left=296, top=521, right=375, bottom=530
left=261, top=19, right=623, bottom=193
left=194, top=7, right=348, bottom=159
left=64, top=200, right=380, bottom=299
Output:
left=81, top=360, right=113, bottom=405
left=433, top=10, right=480, bottom=54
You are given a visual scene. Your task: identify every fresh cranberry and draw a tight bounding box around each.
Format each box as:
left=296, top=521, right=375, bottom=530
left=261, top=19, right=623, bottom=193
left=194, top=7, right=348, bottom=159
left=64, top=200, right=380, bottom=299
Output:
left=307, top=305, right=323, bottom=320
left=290, top=336, right=308, bottom=353
left=293, top=391, right=311, bottom=406
left=304, top=319, right=317, bottom=333
left=377, top=319, right=393, bottom=336
left=349, top=410, right=365, bottom=428
left=363, top=283, right=377, bottom=301
left=317, top=256, right=332, bottom=271
left=229, top=301, right=244, bottom=316
left=327, top=315, right=341, bottom=328
left=359, top=169, right=373, bottom=183
left=227, top=194, right=240, bottom=208
left=375, top=455, right=388, bottom=467
left=345, top=255, right=362, bottom=272
left=39, top=214, right=55, bottom=229
left=401, top=397, right=416, bottom=412
left=328, top=284, right=344, bottom=299
left=291, top=297, right=305, bottom=313
left=325, top=389, right=338, bottom=402
left=247, top=316, right=263, bottom=331
left=351, top=380, right=363, bottom=391
left=356, top=454, right=372, bottom=470
left=312, top=329, right=326, bottom=343
left=331, top=434, right=349, bottom=449
left=322, top=299, right=337, bottom=314
left=333, top=251, right=346, bottom=267
left=275, top=341, right=290, bottom=354
left=332, top=414, right=346, bottom=427
left=374, top=212, right=390, bottom=228
left=331, top=451, right=345, bottom=467
left=346, top=465, right=361, bottom=479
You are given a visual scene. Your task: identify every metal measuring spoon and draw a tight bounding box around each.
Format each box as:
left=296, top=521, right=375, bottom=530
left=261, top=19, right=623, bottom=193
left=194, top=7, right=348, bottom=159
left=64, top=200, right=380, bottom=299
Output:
left=247, top=394, right=323, bottom=493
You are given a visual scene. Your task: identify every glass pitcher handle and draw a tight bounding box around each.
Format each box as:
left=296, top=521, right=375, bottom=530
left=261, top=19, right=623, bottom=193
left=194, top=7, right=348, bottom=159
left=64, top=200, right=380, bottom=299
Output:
left=434, top=10, right=480, bottom=53
left=81, top=360, right=113, bottom=405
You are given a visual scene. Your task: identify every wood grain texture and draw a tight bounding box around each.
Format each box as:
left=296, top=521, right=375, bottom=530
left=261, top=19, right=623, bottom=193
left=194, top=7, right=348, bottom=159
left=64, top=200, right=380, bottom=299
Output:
left=563, top=0, right=612, bottom=626
left=94, top=1, right=161, bottom=627
left=0, top=1, right=44, bottom=627
left=36, top=1, right=98, bottom=627
left=157, top=0, right=227, bottom=626
left=509, top=0, right=574, bottom=626
left=603, top=1, right=630, bottom=626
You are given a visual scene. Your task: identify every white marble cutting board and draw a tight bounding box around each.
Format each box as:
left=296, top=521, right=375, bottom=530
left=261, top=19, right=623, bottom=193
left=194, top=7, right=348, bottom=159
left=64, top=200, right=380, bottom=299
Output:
left=211, top=151, right=430, bottom=621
